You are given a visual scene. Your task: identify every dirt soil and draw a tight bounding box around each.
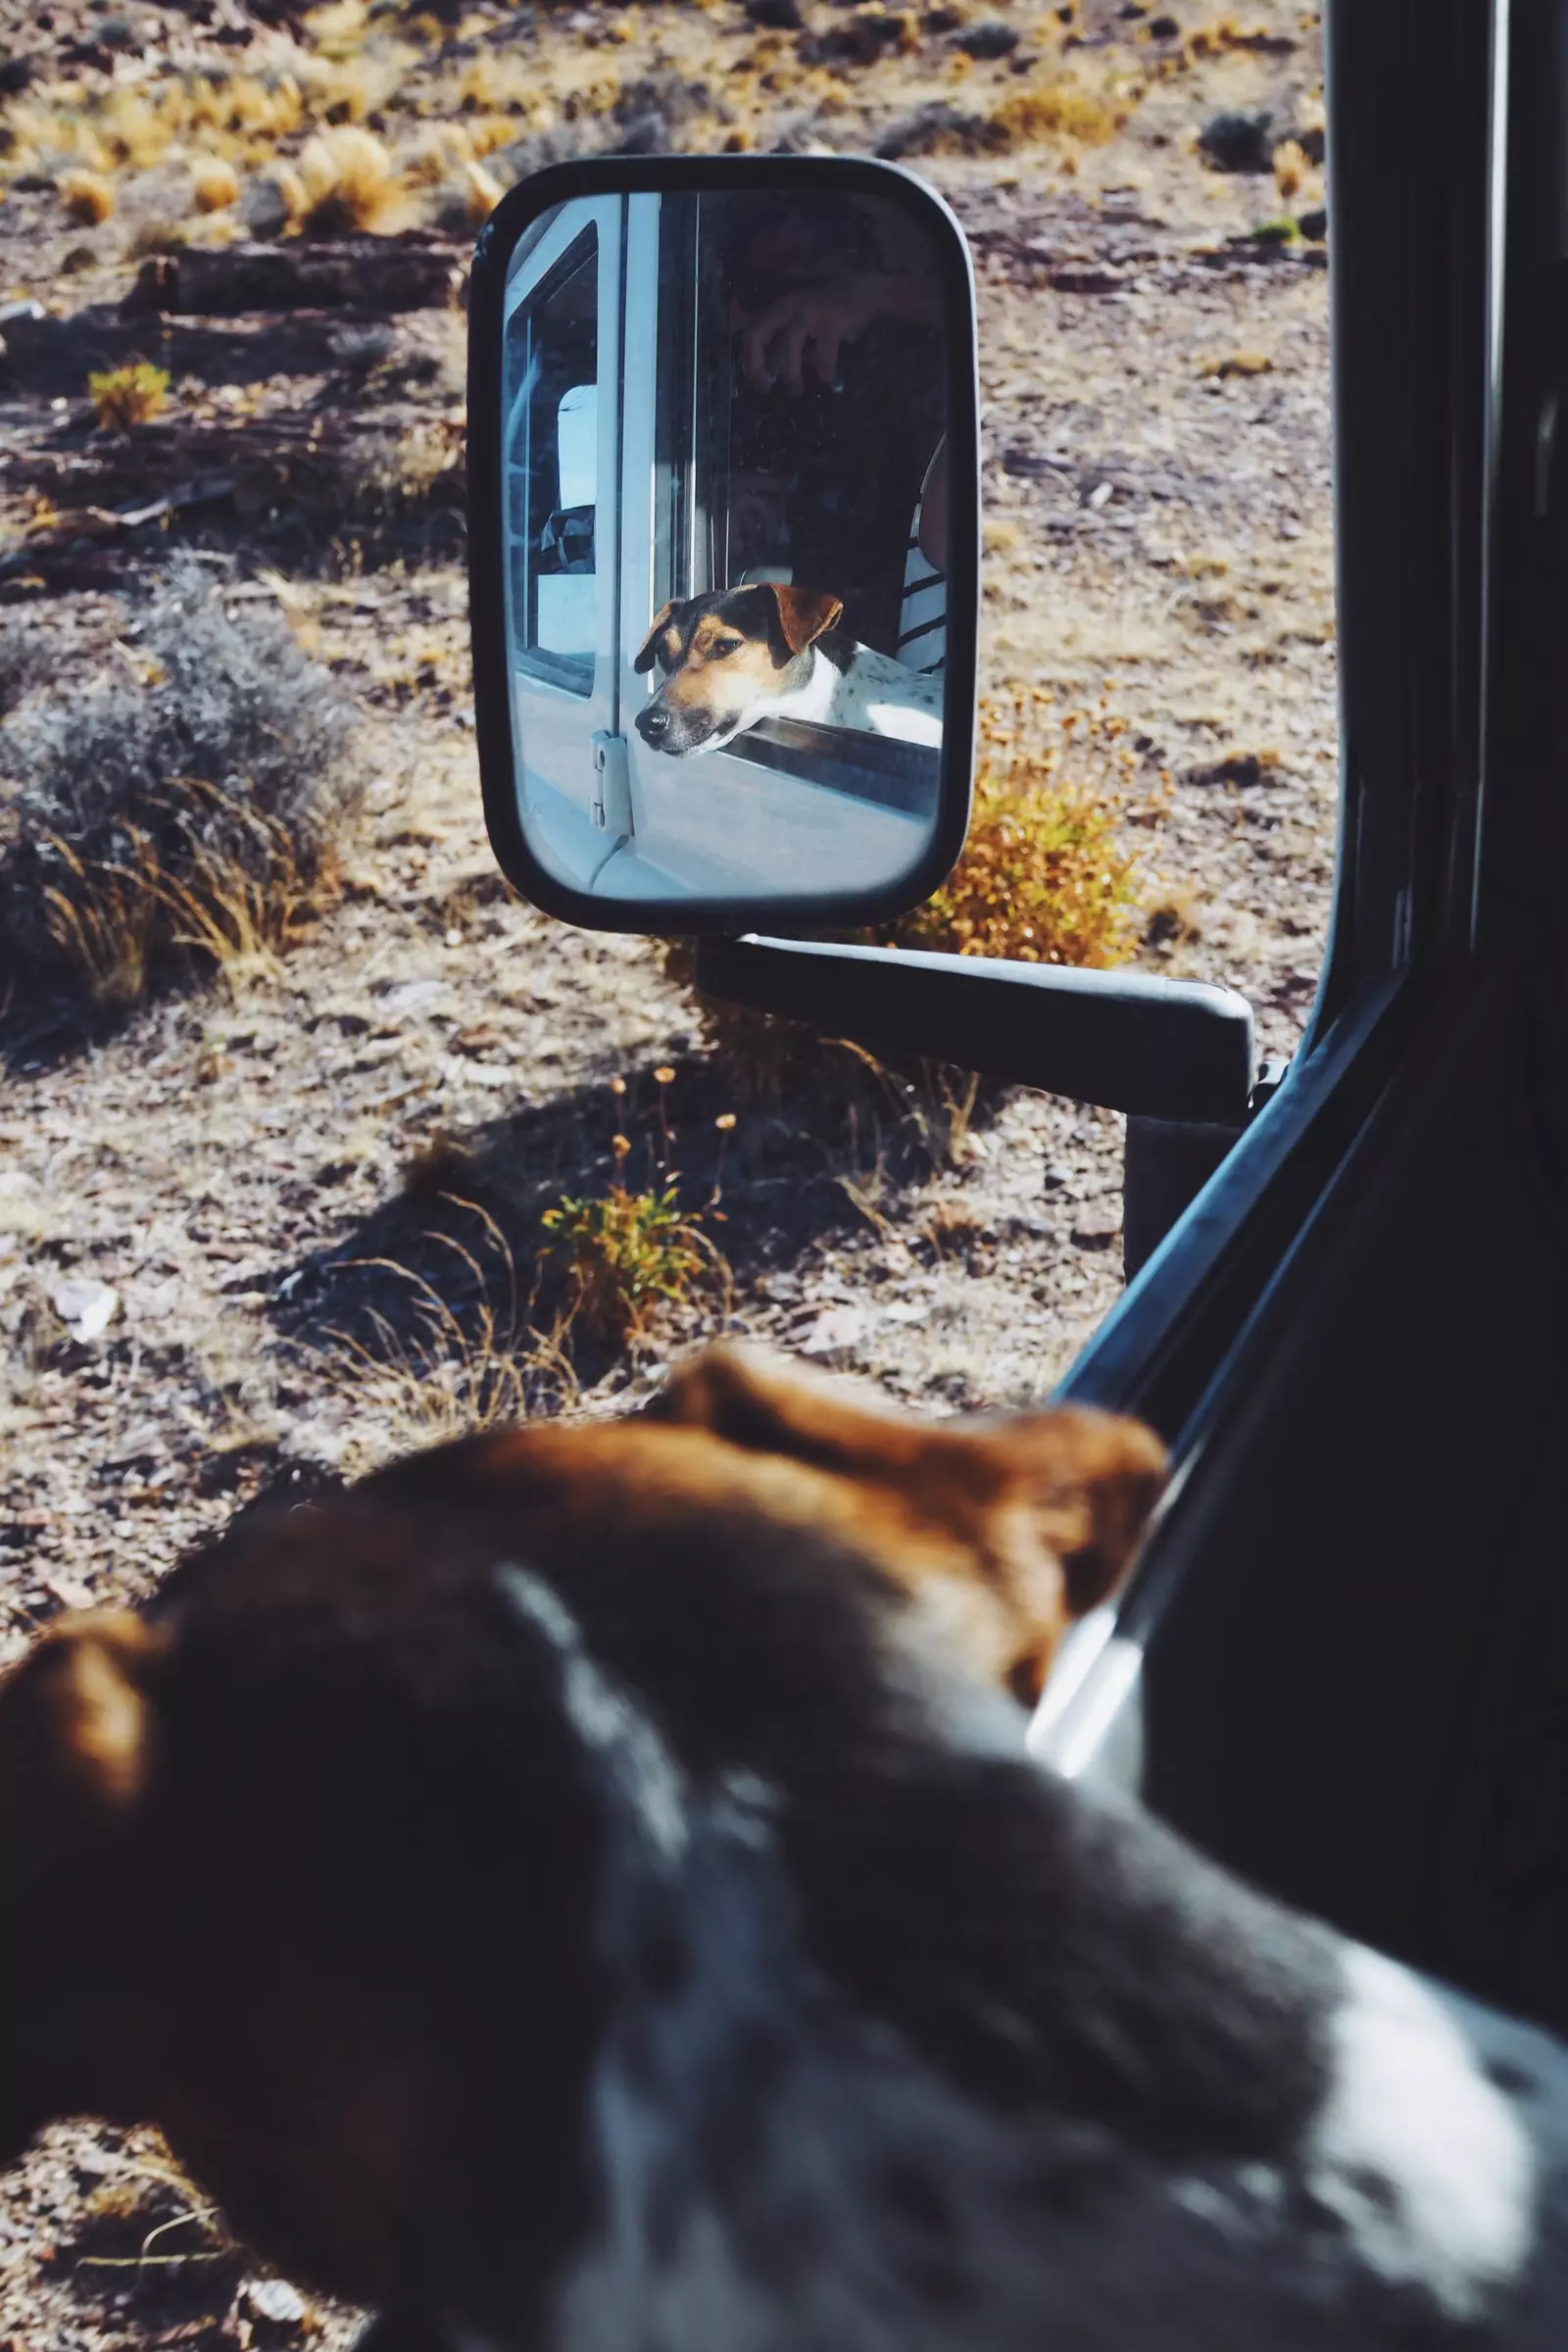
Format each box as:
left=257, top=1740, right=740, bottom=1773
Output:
left=0, top=1, right=1333, bottom=2343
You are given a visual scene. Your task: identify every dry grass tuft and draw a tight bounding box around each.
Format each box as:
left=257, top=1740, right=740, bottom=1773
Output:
left=0, top=560, right=359, bottom=1015
left=984, top=76, right=1127, bottom=150
left=320, top=1221, right=577, bottom=1466
left=463, top=158, right=505, bottom=226
left=539, top=1178, right=715, bottom=1347
left=297, top=126, right=412, bottom=237
left=88, top=362, right=172, bottom=430
left=32, top=780, right=336, bottom=1010
left=191, top=155, right=240, bottom=214
left=59, top=169, right=115, bottom=226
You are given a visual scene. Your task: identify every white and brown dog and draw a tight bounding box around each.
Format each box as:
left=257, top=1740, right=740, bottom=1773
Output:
left=3, top=1343, right=1568, bottom=2352
left=633, top=583, right=944, bottom=757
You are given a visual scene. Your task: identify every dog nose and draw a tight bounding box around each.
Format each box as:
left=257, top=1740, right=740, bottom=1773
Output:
left=636, top=704, right=668, bottom=744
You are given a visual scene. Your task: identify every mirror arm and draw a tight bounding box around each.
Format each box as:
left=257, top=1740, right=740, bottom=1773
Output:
left=693, top=935, right=1257, bottom=1124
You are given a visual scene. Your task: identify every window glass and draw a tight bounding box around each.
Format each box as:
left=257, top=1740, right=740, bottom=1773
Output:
left=649, top=189, right=949, bottom=787
left=506, top=233, right=599, bottom=695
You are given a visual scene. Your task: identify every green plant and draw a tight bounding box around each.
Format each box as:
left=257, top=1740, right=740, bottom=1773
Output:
left=540, top=1175, right=712, bottom=1345
left=88, top=362, right=171, bottom=429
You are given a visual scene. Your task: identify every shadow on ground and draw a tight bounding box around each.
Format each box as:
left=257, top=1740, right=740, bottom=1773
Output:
left=267, top=1042, right=1006, bottom=1390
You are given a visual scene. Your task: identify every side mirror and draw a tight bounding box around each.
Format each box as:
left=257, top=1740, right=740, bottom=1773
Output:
left=467, top=155, right=978, bottom=932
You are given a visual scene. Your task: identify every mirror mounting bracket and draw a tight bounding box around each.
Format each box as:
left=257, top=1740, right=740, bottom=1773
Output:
left=694, top=934, right=1256, bottom=1123
left=695, top=933, right=1266, bottom=1278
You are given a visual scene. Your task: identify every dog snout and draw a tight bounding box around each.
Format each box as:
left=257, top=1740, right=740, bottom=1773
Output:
left=636, top=702, right=670, bottom=747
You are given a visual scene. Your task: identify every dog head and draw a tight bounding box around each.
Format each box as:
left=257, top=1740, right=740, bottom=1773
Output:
left=649, top=1341, right=1168, bottom=1707
left=632, top=582, right=844, bottom=756
left=0, top=1348, right=1166, bottom=2329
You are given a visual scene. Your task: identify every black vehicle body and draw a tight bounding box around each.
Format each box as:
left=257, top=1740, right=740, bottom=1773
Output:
left=471, top=1, right=1568, bottom=2034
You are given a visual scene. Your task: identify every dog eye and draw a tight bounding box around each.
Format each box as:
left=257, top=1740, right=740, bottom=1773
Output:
left=710, top=639, right=742, bottom=658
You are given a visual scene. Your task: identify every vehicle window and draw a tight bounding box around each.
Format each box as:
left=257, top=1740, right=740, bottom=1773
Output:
left=505, top=232, right=599, bottom=697
left=648, top=189, right=949, bottom=796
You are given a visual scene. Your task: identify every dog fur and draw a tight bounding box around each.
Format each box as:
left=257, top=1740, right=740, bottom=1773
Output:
left=632, top=584, right=944, bottom=757
left=3, top=1344, right=1568, bottom=2352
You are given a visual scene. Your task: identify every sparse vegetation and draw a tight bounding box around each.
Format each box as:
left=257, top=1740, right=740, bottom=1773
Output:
left=539, top=1175, right=715, bottom=1346
left=190, top=156, right=240, bottom=214
left=297, top=125, right=413, bottom=237
left=88, top=363, right=172, bottom=430
left=58, top=169, right=114, bottom=225
left=0, top=561, right=358, bottom=1012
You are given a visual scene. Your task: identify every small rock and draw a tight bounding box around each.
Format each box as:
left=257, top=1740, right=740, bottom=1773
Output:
left=43, top=1575, right=93, bottom=1614
left=1070, top=1221, right=1121, bottom=1251
left=50, top=1278, right=119, bottom=1343
left=328, top=322, right=397, bottom=368
left=381, top=978, right=446, bottom=1014
left=797, top=1304, right=868, bottom=1358
left=1199, top=110, right=1276, bottom=173
left=955, top=18, right=1020, bottom=57
left=1298, top=207, right=1327, bottom=242
left=1187, top=751, right=1281, bottom=789
left=237, top=174, right=295, bottom=241
left=744, top=0, right=804, bottom=23
left=243, top=2275, right=307, bottom=2330
left=1148, top=12, right=1180, bottom=34
left=803, top=12, right=911, bottom=68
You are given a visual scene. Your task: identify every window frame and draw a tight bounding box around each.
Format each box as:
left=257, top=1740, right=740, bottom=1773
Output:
left=1035, top=0, right=1524, bottom=1783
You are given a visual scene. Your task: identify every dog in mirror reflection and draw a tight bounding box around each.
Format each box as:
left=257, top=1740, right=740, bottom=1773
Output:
left=2, top=1341, right=1566, bottom=2352
left=633, top=583, right=944, bottom=756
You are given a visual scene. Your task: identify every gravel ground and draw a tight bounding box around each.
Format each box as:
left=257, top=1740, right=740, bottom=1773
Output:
left=0, top=2, right=1335, bottom=2342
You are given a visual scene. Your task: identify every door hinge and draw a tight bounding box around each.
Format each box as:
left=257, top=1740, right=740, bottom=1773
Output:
left=590, top=731, right=633, bottom=836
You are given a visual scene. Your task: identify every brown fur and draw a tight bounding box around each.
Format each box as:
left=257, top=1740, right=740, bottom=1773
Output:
left=0, top=1347, right=1166, bottom=2343
left=652, top=1342, right=1167, bottom=1702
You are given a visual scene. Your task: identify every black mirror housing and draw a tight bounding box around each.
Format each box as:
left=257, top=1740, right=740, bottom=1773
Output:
left=467, top=153, right=979, bottom=934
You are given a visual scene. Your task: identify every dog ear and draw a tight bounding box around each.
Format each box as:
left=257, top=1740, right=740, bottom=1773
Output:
left=654, top=1343, right=1167, bottom=1704
left=633, top=602, right=679, bottom=675
left=769, top=585, right=845, bottom=656
left=985, top=1408, right=1170, bottom=1621
left=0, top=1612, right=165, bottom=1862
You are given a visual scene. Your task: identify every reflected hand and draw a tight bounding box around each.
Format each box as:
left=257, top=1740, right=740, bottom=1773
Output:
left=735, top=272, right=890, bottom=396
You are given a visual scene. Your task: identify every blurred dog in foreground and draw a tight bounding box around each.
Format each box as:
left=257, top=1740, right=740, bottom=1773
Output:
left=0, top=1342, right=1566, bottom=2352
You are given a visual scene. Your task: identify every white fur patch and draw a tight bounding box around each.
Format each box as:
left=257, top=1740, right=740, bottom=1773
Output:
left=1308, top=1941, right=1535, bottom=2316
left=680, top=639, right=944, bottom=755
left=494, top=1564, right=687, bottom=1861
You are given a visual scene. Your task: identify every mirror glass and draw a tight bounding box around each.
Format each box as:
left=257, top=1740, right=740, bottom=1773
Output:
left=497, top=175, right=964, bottom=911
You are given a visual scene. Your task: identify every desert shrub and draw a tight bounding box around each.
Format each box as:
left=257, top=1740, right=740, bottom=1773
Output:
left=877, top=72, right=1125, bottom=159
left=880, top=696, right=1142, bottom=965
left=983, top=79, right=1127, bottom=149
left=539, top=1176, right=712, bottom=1345
left=88, top=362, right=171, bottom=429
left=191, top=155, right=240, bottom=213
left=0, top=560, right=360, bottom=1011
left=297, top=127, right=411, bottom=237
left=59, top=169, right=115, bottom=225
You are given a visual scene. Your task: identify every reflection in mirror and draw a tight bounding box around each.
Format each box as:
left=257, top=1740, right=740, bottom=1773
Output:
left=500, top=176, right=961, bottom=908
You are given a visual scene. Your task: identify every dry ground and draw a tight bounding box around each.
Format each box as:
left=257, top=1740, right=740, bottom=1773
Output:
left=0, top=1, right=1333, bottom=2343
